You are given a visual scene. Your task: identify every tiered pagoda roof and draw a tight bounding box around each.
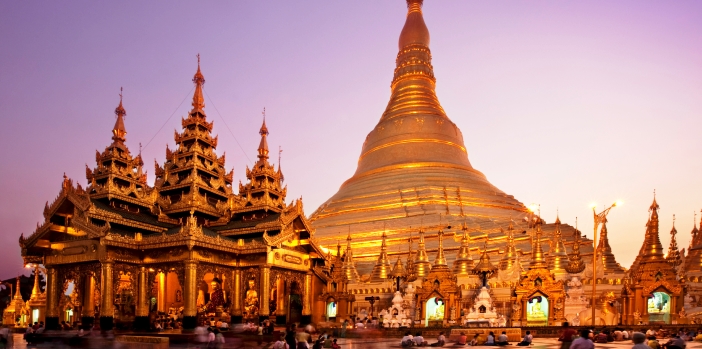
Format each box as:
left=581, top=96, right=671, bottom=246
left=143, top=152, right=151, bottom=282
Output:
left=596, top=217, right=626, bottom=273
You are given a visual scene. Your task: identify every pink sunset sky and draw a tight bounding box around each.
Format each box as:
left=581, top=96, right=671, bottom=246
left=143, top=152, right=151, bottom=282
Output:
left=0, top=1, right=701, bottom=279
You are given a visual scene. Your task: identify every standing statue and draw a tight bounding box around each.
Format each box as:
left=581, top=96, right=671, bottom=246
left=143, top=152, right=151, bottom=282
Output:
left=202, top=278, right=226, bottom=314
left=243, top=278, right=259, bottom=319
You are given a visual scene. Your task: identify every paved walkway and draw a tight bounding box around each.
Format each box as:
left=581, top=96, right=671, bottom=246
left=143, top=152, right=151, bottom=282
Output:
left=10, top=333, right=702, bottom=349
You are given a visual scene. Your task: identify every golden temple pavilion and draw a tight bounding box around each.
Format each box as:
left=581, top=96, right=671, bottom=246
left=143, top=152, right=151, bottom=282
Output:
left=17, top=61, right=347, bottom=330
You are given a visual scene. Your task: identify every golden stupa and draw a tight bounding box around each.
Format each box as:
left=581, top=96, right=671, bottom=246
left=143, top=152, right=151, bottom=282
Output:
left=309, top=0, right=554, bottom=275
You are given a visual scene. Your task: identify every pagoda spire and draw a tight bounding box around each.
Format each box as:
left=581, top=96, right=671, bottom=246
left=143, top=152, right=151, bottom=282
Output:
left=596, top=217, right=626, bottom=273
left=257, top=110, right=269, bottom=164
left=30, top=266, right=41, bottom=300
left=370, top=227, right=392, bottom=281
left=13, top=276, right=22, bottom=300
left=341, top=230, right=360, bottom=283
left=690, top=211, right=699, bottom=251
left=413, top=227, right=432, bottom=277
left=472, top=238, right=497, bottom=287
left=433, top=227, right=448, bottom=268
left=191, top=54, right=205, bottom=113
left=641, top=193, right=665, bottom=263
left=566, top=218, right=586, bottom=273
left=499, top=220, right=519, bottom=270
left=548, top=213, right=569, bottom=272
left=667, top=214, right=682, bottom=270
left=529, top=221, right=548, bottom=270
left=453, top=222, right=474, bottom=275
left=112, top=87, right=127, bottom=144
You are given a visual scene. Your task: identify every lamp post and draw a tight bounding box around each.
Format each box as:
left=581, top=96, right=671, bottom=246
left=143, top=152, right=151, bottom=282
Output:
left=591, top=202, right=618, bottom=326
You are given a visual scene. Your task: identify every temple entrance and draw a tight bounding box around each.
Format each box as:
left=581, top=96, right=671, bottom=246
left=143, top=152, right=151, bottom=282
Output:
left=150, top=269, right=184, bottom=329
left=425, top=297, right=445, bottom=326
left=61, top=280, right=80, bottom=326
left=648, top=291, right=671, bottom=323
left=526, top=295, right=549, bottom=326
left=114, top=270, right=135, bottom=325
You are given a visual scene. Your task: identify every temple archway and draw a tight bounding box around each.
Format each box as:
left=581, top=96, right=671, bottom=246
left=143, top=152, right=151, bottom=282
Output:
left=326, top=297, right=337, bottom=322
left=425, top=297, right=445, bottom=326
left=648, top=291, right=671, bottom=323
left=526, top=294, right=549, bottom=326
left=288, top=281, right=303, bottom=324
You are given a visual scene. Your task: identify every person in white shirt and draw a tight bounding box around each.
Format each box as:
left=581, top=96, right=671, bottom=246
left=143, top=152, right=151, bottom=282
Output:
left=207, top=328, right=216, bottom=349
left=486, top=332, right=496, bottom=345
left=414, top=332, right=426, bottom=346
left=516, top=331, right=532, bottom=346
left=355, top=320, right=364, bottom=329
left=430, top=332, right=446, bottom=347
left=646, top=329, right=657, bottom=339
left=401, top=332, right=414, bottom=347
left=622, top=330, right=629, bottom=340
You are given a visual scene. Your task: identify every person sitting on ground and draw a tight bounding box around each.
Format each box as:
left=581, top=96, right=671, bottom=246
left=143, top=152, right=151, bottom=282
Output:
left=647, top=328, right=658, bottom=340
left=570, top=329, right=594, bottom=349
left=497, top=331, right=509, bottom=346
left=331, top=339, right=341, bottom=349
left=485, top=332, right=496, bottom=346
left=663, top=335, right=686, bottom=349
left=632, top=332, right=651, bottom=349
left=355, top=318, right=364, bottom=329
left=649, top=336, right=661, bottom=349
left=401, top=331, right=414, bottom=347
left=594, top=330, right=608, bottom=344
left=414, top=332, right=427, bottom=346
left=516, top=331, right=533, bottom=346
left=622, top=330, right=629, bottom=340
left=430, top=332, right=446, bottom=347
left=206, top=327, right=216, bottom=349
left=455, top=332, right=467, bottom=346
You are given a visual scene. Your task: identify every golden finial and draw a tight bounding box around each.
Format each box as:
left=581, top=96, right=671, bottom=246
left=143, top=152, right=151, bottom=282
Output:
left=197, top=53, right=200, bottom=67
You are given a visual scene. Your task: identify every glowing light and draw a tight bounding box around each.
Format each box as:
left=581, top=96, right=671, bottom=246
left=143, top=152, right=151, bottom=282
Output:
left=615, top=201, right=623, bottom=207
left=528, top=203, right=538, bottom=212
left=589, top=203, right=597, bottom=209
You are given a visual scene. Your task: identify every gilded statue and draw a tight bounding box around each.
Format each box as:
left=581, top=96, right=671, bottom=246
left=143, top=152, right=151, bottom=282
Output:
left=243, top=278, right=259, bottom=319
left=202, top=278, right=226, bottom=314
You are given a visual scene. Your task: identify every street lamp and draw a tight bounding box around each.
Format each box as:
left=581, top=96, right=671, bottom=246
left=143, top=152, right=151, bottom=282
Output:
left=590, top=201, right=619, bottom=326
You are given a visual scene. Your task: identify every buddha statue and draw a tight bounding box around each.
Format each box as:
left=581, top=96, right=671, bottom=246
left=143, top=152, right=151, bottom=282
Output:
left=202, top=277, right=226, bottom=314
left=529, top=299, right=547, bottom=321
left=243, top=279, right=259, bottom=319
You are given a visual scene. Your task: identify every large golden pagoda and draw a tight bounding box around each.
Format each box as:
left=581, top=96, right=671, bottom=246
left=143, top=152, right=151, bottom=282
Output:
left=310, top=0, right=541, bottom=273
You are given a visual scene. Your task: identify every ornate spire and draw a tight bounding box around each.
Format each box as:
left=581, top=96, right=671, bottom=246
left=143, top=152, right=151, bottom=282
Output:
left=690, top=211, right=699, bottom=251
left=499, top=220, right=519, bottom=270
left=629, top=194, right=679, bottom=284
left=191, top=54, right=205, bottom=113
left=472, top=238, right=497, bottom=287
left=342, top=230, right=360, bottom=283
left=405, top=231, right=417, bottom=281
left=529, top=221, right=548, bottom=270
left=548, top=213, right=569, bottom=272
left=433, top=228, right=448, bottom=268
left=596, top=217, right=626, bottom=273
left=390, top=256, right=407, bottom=279
left=258, top=110, right=269, bottom=164
left=13, top=276, right=22, bottom=300
left=453, top=222, right=474, bottom=275
left=566, top=218, right=586, bottom=273
left=667, top=214, right=682, bottom=269
left=30, top=266, right=41, bottom=300
left=112, top=87, right=127, bottom=144
left=370, top=227, right=392, bottom=281
left=641, top=193, right=665, bottom=263
left=399, top=0, right=430, bottom=50
left=413, top=227, right=432, bottom=277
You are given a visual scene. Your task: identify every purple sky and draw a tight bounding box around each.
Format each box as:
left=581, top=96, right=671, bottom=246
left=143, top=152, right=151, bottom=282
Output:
left=1, top=1, right=701, bottom=279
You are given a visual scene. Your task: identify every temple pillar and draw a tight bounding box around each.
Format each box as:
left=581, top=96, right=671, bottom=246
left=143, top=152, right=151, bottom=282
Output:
left=260, top=266, right=270, bottom=322
left=100, top=261, right=114, bottom=330
left=81, top=274, right=95, bottom=329
left=302, top=272, right=312, bottom=324
left=134, top=266, right=149, bottom=331
left=338, top=297, right=348, bottom=323
left=157, top=272, right=166, bottom=313
left=276, top=277, right=286, bottom=324
left=232, top=269, right=242, bottom=323
left=183, top=260, right=198, bottom=329
left=45, top=267, right=59, bottom=330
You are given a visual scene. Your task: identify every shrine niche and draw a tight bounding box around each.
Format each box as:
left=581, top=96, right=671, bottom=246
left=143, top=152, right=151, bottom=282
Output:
left=514, top=268, right=566, bottom=326
left=416, top=266, right=460, bottom=327
left=242, top=269, right=260, bottom=321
